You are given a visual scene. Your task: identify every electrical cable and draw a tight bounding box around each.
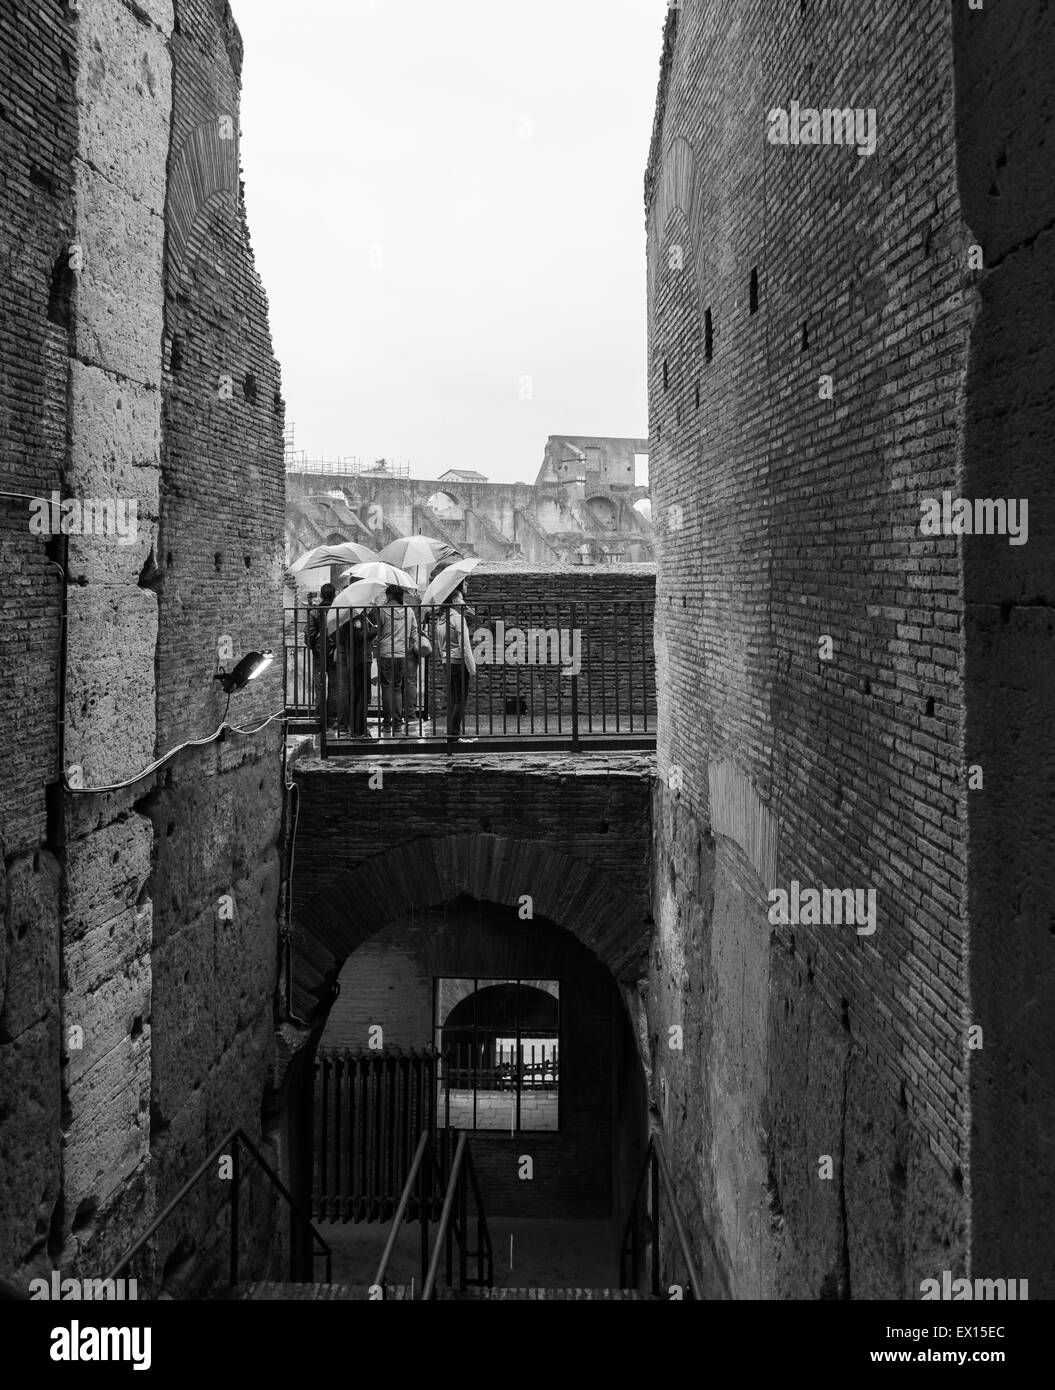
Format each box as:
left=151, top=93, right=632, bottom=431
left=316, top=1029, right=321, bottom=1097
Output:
left=0, top=488, right=57, bottom=505
left=63, top=705, right=287, bottom=795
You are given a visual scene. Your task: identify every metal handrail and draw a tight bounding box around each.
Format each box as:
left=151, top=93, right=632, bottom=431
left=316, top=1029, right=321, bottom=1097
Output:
left=619, top=1133, right=704, bottom=1299
left=372, top=1130, right=430, bottom=1291
left=421, top=1132, right=493, bottom=1300
left=105, top=1126, right=332, bottom=1291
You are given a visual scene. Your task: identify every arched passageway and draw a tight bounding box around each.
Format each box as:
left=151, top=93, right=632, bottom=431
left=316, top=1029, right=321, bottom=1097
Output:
left=281, top=837, right=651, bottom=1274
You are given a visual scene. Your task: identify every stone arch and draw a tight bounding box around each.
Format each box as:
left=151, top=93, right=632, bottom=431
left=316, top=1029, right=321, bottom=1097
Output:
left=167, top=118, right=240, bottom=284
left=291, top=833, right=650, bottom=1026
left=586, top=495, right=619, bottom=531
left=424, top=489, right=462, bottom=517
left=646, top=133, right=706, bottom=318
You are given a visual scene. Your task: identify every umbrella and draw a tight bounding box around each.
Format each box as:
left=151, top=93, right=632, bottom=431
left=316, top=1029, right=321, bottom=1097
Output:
left=326, top=578, right=388, bottom=631
left=342, top=561, right=417, bottom=590
left=421, top=556, right=480, bottom=608
left=291, top=541, right=378, bottom=573
left=378, top=536, right=457, bottom=571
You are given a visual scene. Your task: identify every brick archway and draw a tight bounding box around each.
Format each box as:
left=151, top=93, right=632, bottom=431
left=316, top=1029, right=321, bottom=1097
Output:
left=291, top=833, right=650, bottom=1025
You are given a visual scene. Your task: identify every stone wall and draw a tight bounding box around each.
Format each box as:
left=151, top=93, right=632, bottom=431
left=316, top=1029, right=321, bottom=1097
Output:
left=954, top=0, right=1055, bottom=1295
left=0, top=0, right=285, bottom=1290
left=645, top=0, right=978, bottom=1298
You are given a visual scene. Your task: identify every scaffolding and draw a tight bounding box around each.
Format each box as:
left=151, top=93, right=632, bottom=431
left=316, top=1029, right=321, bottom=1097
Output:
left=284, top=426, right=411, bottom=478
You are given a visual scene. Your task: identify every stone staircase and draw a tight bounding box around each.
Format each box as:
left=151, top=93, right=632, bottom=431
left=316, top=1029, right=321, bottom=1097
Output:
left=228, top=1282, right=653, bottom=1301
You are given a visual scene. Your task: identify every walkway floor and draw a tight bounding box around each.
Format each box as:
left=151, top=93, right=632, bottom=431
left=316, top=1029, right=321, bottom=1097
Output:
left=315, top=1217, right=620, bottom=1291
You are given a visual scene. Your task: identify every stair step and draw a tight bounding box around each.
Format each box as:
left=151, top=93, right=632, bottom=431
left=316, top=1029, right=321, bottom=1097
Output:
left=228, top=1283, right=651, bottom=1301
left=227, top=1283, right=410, bottom=1300
left=437, top=1287, right=653, bottom=1300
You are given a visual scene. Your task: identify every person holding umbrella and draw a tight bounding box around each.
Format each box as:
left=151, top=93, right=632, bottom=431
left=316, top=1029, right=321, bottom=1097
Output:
left=375, top=584, right=419, bottom=733
left=421, top=558, right=480, bottom=742
left=306, top=583, right=337, bottom=727
left=341, top=603, right=378, bottom=737
left=327, top=578, right=384, bottom=737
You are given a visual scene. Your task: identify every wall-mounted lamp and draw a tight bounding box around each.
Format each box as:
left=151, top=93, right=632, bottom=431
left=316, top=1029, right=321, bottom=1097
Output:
left=214, top=650, right=274, bottom=694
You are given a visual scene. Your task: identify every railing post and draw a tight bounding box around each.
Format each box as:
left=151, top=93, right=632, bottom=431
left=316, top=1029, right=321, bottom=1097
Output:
left=230, top=1139, right=240, bottom=1288
left=315, top=609, right=328, bottom=758
left=650, top=1147, right=660, bottom=1298
left=570, top=601, right=580, bottom=751
left=631, top=1189, right=640, bottom=1289
left=459, top=1161, right=468, bottom=1290
left=419, top=1133, right=430, bottom=1295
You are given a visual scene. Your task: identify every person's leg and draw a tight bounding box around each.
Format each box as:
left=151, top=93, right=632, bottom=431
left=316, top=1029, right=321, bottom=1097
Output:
left=450, top=661, right=469, bottom=735
left=391, top=657, right=405, bottom=726
left=403, top=652, right=419, bottom=726
left=460, top=667, right=472, bottom=735
left=326, top=658, right=337, bottom=722
left=335, top=656, right=352, bottom=731
left=352, top=662, right=368, bottom=735
left=379, top=657, right=395, bottom=726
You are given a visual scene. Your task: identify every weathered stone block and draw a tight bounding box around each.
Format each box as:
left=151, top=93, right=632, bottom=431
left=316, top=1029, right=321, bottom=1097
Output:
left=1, top=850, right=61, bottom=1041
left=65, top=816, right=152, bottom=946
left=0, top=1018, right=62, bottom=1276
left=64, top=1029, right=151, bottom=1212
left=64, top=361, right=161, bottom=586
left=72, top=167, right=165, bottom=384
left=65, top=932, right=151, bottom=1090
left=64, top=589, right=157, bottom=785
left=75, top=0, right=172, bottom=212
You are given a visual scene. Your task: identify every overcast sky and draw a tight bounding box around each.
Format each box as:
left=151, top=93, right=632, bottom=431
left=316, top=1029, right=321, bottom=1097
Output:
left=234, top=0, right=668, bottom=484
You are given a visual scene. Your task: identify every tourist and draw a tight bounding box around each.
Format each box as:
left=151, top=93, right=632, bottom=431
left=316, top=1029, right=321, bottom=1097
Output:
left=425, top=582, right=476, bottom=741
left=305, top=583, right=337, bottom=727
left=375, top=585, right=419, bottom=732
left=336, top=605, right=378, bottom=737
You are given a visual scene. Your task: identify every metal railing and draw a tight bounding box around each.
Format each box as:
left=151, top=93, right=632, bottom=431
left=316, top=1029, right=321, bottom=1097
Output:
left=422, top=1131, right=493, bottom=1300
left=371, top=1129, right=492, bottom=1300
left=106, top=1127, right=332, bottom=1294
left=284, top=599, right=656, bottom=753
left=314, top=1048, right=442, bottom=1224
left=619, top=1133, right=704, bottom=1299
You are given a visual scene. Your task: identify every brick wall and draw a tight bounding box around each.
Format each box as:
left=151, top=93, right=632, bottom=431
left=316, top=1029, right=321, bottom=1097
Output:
left=645, top=0, right=973, bottom=1297
left=468, top=565, right=656, bottom=720
left=0, top=0, right=77, bottom=1277
left=292, top=754, right=653, bottom=946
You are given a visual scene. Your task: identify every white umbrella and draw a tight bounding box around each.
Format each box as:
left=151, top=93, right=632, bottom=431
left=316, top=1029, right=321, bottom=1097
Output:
left=421, top=556, right=480, bottom=607
left=326, top=579, right=388, bottom=631
left=343, top=561, right=417, bottom=590
left=291, top=541, right=378, bottom=573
